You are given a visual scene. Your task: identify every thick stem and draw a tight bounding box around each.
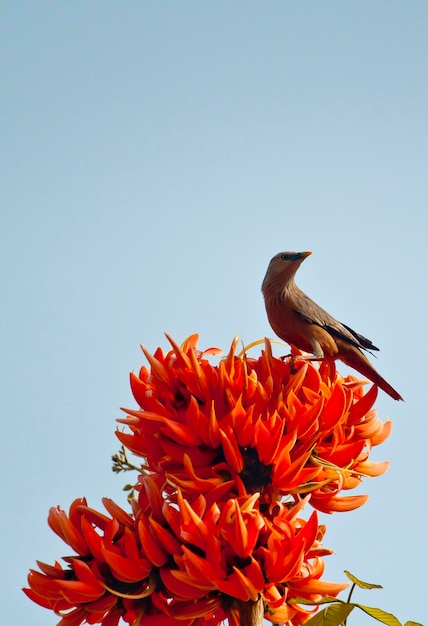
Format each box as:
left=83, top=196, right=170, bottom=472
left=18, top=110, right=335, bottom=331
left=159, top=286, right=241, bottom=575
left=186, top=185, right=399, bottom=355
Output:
left=236, top=596, right=264, bottom=625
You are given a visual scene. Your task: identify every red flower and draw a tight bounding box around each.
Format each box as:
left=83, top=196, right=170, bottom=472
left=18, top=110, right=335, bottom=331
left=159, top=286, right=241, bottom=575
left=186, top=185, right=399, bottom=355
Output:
left=118, top=334, right=390, bottom=512
left=24, top=498, right=157, bottom=625
left=25, top=334, right=391, bottom=625
left=24, top=486, right=347, bottom=625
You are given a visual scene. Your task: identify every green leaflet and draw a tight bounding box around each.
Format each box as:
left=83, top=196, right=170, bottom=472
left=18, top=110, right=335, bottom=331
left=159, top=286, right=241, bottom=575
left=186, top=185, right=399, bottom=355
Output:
left=304, top=603, right=354, bottom=625
left=290, top=573, right=423, bottom=626
left=344, top=570, right=383, bottom=590
left=289, top=596, right=343, bottom=606
left=355, top=604, right=402, bottom=625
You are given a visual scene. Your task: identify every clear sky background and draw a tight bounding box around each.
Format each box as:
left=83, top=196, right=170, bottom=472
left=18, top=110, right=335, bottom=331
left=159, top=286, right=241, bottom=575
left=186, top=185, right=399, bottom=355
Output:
left=2, top=2, right=427, bottom=625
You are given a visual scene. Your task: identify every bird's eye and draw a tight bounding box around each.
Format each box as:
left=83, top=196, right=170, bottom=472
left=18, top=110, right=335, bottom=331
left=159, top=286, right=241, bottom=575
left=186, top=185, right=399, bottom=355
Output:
left=280, top=254, right=290, bottom=261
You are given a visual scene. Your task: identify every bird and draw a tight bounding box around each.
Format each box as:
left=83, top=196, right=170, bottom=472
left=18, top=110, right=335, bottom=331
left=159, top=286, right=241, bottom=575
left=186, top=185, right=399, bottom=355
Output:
left=261, top=251, right=403, bottom=401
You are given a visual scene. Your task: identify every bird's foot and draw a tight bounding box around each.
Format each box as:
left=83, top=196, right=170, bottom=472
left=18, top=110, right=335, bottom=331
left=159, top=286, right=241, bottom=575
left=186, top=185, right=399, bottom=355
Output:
left=289, top=353, right=323, bottom=373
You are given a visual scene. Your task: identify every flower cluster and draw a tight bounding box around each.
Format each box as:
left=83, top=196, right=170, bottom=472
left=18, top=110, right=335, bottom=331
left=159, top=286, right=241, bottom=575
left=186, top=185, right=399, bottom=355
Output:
left=24, top=488, right=347, bottom=625
left=119, top=334, right=390, bottom=512
left=25, top=334, right=391, bottom=625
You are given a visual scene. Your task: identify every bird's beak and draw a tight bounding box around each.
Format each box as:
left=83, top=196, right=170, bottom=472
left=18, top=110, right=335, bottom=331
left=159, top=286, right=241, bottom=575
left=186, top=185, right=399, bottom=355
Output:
left=289, top=251, right=312, bottom=262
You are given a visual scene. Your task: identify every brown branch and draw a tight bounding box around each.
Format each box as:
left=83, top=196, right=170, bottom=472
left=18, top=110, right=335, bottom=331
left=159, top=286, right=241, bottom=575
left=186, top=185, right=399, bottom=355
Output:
left=236, top=596, right=264, bottom=625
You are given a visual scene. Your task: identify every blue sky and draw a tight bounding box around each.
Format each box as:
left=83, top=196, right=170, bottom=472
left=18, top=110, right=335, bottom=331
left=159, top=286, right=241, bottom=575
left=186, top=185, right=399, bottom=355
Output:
left=2, top=2, right=427, bottom=624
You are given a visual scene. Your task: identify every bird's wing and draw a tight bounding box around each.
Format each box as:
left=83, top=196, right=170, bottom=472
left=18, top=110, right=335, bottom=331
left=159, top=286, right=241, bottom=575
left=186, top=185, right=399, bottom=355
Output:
left=340, top=323, right=379, bottom=351
left=293, top=291, right=379, bottom=352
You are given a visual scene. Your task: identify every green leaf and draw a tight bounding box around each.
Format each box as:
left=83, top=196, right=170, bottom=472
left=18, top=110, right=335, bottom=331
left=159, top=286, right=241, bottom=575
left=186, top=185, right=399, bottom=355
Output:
left=304, top=603, right=354, bottom=625
left=289, top=596, right=343, bottom=606
left=344, top=570, right=383, bottom=590
left=355, top=604, right=402, bottom=626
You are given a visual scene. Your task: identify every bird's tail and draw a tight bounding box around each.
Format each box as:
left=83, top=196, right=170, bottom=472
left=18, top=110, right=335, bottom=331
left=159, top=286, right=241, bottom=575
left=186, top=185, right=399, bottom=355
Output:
left=339, top=345, right=403, bottom=401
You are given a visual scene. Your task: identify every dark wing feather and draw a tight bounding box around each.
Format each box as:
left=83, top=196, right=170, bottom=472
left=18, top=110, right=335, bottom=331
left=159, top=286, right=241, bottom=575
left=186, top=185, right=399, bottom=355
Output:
left=340, top=323, right=379, bottom=351
left=293, top=291, right=379, bottom=353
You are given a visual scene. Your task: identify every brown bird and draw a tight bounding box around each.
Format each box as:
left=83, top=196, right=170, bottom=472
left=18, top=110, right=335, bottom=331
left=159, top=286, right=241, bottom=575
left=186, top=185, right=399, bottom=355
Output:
left=262, top=251, right=403, bottom=401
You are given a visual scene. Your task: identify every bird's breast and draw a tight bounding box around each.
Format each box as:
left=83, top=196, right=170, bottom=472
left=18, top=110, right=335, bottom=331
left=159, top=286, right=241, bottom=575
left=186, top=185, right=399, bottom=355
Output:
left=264, top=292, right=339, bottom=357
left=264, top=295, right=314, bottom=353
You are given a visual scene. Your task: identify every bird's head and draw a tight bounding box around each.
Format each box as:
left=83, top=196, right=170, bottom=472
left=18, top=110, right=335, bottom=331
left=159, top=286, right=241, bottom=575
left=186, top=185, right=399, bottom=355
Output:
left=262, top=250, right=312, bottom=294
left=266, top=250, right=312, bottom=277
